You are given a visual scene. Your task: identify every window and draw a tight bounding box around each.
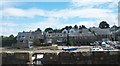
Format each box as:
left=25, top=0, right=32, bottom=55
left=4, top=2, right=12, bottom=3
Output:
left=30, top=37, right=32, bottom=38
left=20, top=40, right=23, bottom=42
left=63, top=31, right=66, bottom=34
left=48, top=35, right=50, bottom=36
left=71, top=31, right=73, bottom=33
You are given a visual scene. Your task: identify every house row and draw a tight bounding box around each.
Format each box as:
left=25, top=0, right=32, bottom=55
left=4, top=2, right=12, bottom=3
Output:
left=15, top=27, right=120, bottom=48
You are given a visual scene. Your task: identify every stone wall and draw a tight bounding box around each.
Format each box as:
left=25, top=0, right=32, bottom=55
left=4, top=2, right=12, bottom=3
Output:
left=2, top=53, right=30, bottom=64
left=2, top=51, right=120, bottom=65
left=40, top=51, right=120, bottom=64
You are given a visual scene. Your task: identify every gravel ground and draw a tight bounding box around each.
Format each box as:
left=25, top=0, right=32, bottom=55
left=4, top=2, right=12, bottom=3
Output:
left=1, top=46, right=92, bottom=53
left=1, top=46, right=119, bottom=53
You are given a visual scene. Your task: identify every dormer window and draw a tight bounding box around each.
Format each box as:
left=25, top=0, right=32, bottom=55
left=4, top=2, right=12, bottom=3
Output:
left=71, top=31, right=73, bottom=33
left=22, top=36, right=25, bottom=38
left=63, top=31, right=66, bottom=34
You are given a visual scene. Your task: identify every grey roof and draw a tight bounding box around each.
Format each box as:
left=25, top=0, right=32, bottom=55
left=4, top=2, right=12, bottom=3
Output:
left=116, top=28, right=120, bottom=35
left=45, top=33, right=67, bottom=37
left=69, top=32, right=94, bottom=37
left=89, top=28, right=111, bottom=35
left=116, top=28, right=120, bottom=33
left=17, top=32, right=33, bottom=40
left=32, top=31, right=44, bottom=39
left=17, top=30, right=44, bottom=40
left=69, top=33, right=79, bottom=36
left=81, top=29, right=90, bottom=33
left=80, top=29, right=94, bottom=36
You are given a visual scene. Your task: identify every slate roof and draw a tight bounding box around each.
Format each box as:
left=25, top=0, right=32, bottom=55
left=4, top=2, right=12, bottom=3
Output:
left=89, top=28, right=111, bottom=35
left=17, top=32, right=33, bottom=40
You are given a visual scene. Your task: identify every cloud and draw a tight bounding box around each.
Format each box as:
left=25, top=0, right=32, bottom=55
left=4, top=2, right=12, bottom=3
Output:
left=0, top=28, right=18, bottom=36
left=1, top=16, right=117, bottom=36
left=2, top=7, right=114, bottom=19
left=0, top=21, right=23, bottom=36
left=71, top=0, right=116, bottom=2
left=70, top=0, right=119, bottom=9
left=1, top=1, right=119, bottom=36
left=49, top=8, right=113, bottom=19
left=0, top=21, right=18, bottom=27
left=24, top=18, right=64, bottom=31
left=2, top=8, right=47, bottom=18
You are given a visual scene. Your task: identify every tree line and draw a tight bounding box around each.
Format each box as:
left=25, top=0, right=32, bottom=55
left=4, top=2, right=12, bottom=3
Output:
left=1, top=35, right=17, bottom=47
left=1, top=21, right=120, bottom=47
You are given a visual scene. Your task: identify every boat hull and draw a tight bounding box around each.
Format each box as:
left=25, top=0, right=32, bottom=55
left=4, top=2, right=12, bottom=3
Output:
left=62, top=47, right=78, bottom=51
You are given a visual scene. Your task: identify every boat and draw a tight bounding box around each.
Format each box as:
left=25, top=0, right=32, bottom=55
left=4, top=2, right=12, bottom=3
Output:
left=62, top=47, right=78, bottom=51
left=90, top=46, right=104, bottom=51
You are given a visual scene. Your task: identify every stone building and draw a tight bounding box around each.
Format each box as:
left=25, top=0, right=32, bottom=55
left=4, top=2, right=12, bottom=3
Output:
left=89, top=27, right=111, bottom=41
left=115, top=28, right=120, bottom=41
left=15, top=28, right=44, bottom=48
left=45, top=28, right=96, bottom=45
left=44, top=32, right=67, bottom=45
left=68, top=29, right=96, bottom=45
left=15, top=31, right=34, bottom=48
left=15, top=27, right=116, bottom=47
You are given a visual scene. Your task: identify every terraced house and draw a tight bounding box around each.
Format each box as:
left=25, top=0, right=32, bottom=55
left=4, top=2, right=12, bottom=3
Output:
left=15, top=26, right=120, bottom=48
left=15, top=28, right=44, bottom=48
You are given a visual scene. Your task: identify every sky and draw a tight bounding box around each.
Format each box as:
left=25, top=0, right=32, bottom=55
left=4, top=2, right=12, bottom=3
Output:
left=0, top=0, right=119, bottom=36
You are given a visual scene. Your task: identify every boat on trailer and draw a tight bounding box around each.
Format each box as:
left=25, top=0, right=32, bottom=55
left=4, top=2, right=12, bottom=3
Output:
left=62, top=47, right=78, bottom=51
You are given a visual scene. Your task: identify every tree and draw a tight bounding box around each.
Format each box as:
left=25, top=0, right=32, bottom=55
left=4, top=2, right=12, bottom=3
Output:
left=68, top=26, right=72, bottom=29
left=9, top=34, right=14, bottom=38
left=53, top=29, right=61, bottom=33
left=62, top=26, right=72, bottom=31
left=79, top=25, right=86, bottom=29
left=2, top=35, right=17, bottom=47
left=44, top=27, right=53, bottom=32
left=33, top=39, right=44, bottom=46
left=61, top=28, right=65, bottom=31
left=82, top=25, right=87, bottom=29
left=33, top=39, right=41, bottom=46
left=79, top=25, right=82, bottom=29
left=74, top=25, right=78, bottom=29
left=66, top=34, right=71, bottom=46
left=36, top=28, right=42, bottom=32
left=69, top=38, right=76, bottom=46
left=99, top=21, right=109, bottom=29
left=65, top=26, right=69, bottom=30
